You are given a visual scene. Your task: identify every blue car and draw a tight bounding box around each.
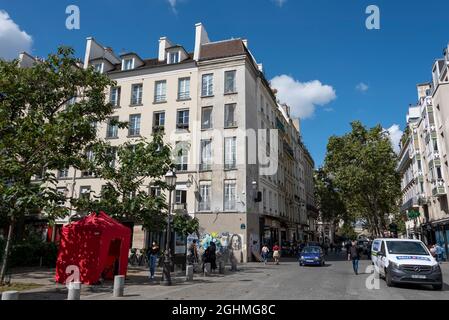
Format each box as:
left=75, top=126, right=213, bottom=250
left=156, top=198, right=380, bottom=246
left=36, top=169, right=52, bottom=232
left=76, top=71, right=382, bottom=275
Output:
left=299, top=246, right=325, bottom=266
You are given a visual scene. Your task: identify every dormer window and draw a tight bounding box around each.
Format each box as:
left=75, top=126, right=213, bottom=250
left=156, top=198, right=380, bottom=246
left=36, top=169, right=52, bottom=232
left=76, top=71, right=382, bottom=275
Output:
left=123, top=58, right=134, bottom=70
left=94, top=63, right=104, bottom=73
left=169, top=51, right=180, bottom=64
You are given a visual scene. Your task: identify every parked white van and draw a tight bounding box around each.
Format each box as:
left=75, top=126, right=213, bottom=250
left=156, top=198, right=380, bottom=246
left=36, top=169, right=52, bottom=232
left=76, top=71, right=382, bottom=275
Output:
left=371, top=238, right=443, bottom=290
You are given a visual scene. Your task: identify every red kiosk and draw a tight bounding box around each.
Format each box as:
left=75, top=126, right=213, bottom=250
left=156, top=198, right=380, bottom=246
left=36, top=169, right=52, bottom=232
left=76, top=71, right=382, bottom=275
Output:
left=55, top=211, right=132, bottom=285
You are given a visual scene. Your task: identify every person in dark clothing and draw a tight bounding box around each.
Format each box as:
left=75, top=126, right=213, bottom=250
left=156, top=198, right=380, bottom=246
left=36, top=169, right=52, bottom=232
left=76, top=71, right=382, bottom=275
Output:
left=348, top=241, right=361, bottom=275
left=147, top=242, right=160, bottom=280
left=209, top=242, right=217, bottom=271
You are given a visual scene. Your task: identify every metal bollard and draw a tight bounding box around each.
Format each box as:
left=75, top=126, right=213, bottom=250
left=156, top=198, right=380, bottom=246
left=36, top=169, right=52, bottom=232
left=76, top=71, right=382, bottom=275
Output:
left=186, top=265, right=194, bottom=281
left=219, top=261, right=225, bottom=274
left=204, top=263, right=211, bottom=276
left=113, top=275, right=125, bottom=297
left=1, top=291, right=19, bottom=300
left=67, top=282, right=81, bottom=300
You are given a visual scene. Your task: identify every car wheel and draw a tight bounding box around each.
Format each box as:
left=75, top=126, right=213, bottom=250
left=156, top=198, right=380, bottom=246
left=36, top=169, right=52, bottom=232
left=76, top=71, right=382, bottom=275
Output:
left=432, top=283, right=443, bottom=291
left=299, top=262, right=303, bottom=267
left=385, top=269, right=394, bottom=287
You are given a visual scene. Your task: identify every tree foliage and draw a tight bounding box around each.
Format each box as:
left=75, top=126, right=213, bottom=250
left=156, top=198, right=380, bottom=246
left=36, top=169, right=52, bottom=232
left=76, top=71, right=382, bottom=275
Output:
left=0, top=47, right=115, bottom=283
left=323, top=121, right=401, bottom=236
left=72, top=135, right=173, bottom=232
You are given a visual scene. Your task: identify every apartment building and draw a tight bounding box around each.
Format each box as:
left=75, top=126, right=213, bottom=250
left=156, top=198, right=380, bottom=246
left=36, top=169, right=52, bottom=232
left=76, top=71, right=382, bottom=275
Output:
left=32, top=23, right=317, bottom=262
left=398, top=45, right=449, bottom=259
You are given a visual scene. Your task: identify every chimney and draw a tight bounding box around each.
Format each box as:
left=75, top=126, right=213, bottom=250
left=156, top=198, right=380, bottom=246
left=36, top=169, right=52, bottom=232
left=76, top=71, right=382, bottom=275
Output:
left=194, top=23, right=210, bottom=61
left=158, top=37, right=173, bottom=62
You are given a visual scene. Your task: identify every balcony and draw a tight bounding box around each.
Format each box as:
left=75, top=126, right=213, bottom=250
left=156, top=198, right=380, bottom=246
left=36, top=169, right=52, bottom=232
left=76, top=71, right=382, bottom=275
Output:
left=173, top=203, right=187, bottom=214
left=432, top=180, right=446, bottom=197
left=400, top=197, right=419, bottom=213
left=154, top=94, right=167, bottom=103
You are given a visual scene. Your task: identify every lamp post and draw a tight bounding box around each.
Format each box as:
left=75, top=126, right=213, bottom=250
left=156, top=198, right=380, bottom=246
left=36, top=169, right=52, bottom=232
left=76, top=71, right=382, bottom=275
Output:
left=161, top=169, right=177, bottom=286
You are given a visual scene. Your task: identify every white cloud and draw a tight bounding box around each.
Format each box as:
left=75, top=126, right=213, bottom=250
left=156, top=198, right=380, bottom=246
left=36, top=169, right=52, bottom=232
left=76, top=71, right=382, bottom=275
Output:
left=270, top=75, right=337, bottom=119
left=386, top=124, right=403, bottom=154
left=0, top=10, right=32, bottom=60
left=273, top=0, right=287, bottom=7
left=356, top=82, right=369, bottom=92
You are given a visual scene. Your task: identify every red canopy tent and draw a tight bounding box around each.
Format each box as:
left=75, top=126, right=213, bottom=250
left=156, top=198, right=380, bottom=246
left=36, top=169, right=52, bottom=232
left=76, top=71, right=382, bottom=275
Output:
left=55, top=211, right=132, bottom=285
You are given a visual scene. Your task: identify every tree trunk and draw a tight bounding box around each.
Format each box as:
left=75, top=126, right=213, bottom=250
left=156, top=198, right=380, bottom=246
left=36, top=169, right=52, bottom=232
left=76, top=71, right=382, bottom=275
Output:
left=0, top=217, right=15, bottom=285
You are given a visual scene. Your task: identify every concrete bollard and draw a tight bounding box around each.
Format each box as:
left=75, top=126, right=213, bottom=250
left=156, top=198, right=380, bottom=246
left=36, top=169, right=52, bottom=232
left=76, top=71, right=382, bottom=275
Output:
left=1, top=291, right=19, bottom=300
left=186, top=265, right=194, bottom=281
left=67, top=282, right=81, bottom=300
left=113, top=275, right=125, bottom=297
left=204, top=263, right=211, bottom=276
left=219, top=261, right=225, bottom=274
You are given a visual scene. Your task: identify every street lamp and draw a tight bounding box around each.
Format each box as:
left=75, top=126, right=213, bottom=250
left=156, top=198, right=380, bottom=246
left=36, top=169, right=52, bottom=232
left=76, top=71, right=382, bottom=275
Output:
left=161, top=169, right=177, bottom=286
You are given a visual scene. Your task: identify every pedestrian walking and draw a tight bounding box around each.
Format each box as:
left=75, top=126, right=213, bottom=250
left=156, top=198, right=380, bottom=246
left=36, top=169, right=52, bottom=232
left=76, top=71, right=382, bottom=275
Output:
left=261, top=244, right=270, bottom=264
left=209, top=242, right=217, bottom=272
left=188, top=239, right=199, bottom=265
left=435, top=243, right=444, bottom=263
left=148, top=241, right=160, bottom=280
left=348, top=241, right=361, bottom=275
left=273, top=243, right=281, bottom=265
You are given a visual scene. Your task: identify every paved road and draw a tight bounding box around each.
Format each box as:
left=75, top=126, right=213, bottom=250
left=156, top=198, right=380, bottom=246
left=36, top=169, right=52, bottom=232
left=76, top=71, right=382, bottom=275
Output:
left=85, top=252, right=449, bottom=300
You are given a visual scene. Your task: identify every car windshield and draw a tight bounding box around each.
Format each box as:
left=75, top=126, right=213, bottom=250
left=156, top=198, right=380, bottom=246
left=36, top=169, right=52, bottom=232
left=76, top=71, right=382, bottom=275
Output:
left=386, top=241, right=429, bottom=256
left=302, top=247, right=321, bottom=254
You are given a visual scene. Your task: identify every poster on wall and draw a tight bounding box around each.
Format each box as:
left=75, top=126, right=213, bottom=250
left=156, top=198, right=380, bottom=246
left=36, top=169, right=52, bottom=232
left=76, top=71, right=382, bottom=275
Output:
left=175, top=232, right=186, bottom=254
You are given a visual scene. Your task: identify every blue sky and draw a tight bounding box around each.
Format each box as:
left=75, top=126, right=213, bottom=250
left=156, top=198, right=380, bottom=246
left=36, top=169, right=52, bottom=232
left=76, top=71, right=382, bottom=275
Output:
left=1, top=0, right=449, bottom=166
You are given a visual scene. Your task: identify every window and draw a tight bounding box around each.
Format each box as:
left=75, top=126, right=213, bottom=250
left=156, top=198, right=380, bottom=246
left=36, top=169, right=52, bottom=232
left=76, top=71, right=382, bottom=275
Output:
left=169, top=52, right=180, bottom=64
left=224, top=137, right=237, bottom=170
left=263, top=189, right=267, bottom=210
left=82, top=150, right=94, bottom=177
left=175, top=142, right=188, bottom=171
left=201, top=106, right=213, bottom=129
left=198, top=183, right=211, bottom=211
left=58, top=168, right=69, bottom=179
left=150, top=186, right=161, bottom=197
left=178, top=77, right=190, bottom=100
left=123, top=58, right=134, bottom=70
left=175, top=190, right=187, bottom=204
left=106, top=116, right=119, bottom=139
left=260, top=95, right=264, bottom=113
left=80, top=186, right=91, bottom=200
left=154, top=80, right=167, bottom=103
left=177, top=109, right=190, bottom=130
left=201, top=74, right=213, bottom=97
left=437, top=166, right=443, bottom=180
left=224, top=104, right=236, bottom=128
left=106, top=147, right=117, bottom=168
left=200, top=139, right=212, bottom=171
left=131, top=84, right=143, bottom=105
left=94, top=63, right=103, bottom=73
left=110, top=87, right=121, bottom=107
left=433, top=138, right=439, bottom=152
left=224, top=180, right=236, bottom=211
left=56, top=187, right=67, bottom=205
left=224, top=70, right=236, bottom=94
left=128, top=114, right=141, bottom=136
left=153, top=112, right=165, bottom=132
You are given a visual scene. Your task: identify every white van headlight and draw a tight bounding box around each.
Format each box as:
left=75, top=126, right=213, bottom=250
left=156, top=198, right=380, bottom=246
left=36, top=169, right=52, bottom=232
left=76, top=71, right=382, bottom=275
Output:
left=432, top=264, right=441, bottom=272
left=390, top=261, right=400, bottom=270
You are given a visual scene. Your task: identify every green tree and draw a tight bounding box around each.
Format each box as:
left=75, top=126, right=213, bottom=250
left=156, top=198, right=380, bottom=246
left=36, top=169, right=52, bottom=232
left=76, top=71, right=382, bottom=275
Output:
left=314, top=168, right=349, bottom=224
left=324, top=121, right=401, bottom=237
left=0, top=47, right=115, bottom=284
left=73, top=135, right=173, bottom=232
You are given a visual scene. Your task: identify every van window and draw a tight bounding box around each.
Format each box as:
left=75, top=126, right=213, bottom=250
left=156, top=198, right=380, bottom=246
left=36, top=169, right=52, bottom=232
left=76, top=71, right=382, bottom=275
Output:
left=386, top=241, right=429, bottom=256
left=372, top=240, right=381, bottom=252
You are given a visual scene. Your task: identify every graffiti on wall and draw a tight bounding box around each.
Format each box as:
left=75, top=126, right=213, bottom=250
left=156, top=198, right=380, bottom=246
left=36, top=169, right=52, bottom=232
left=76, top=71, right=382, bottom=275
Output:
left=191, top=232, right=244, bottom=263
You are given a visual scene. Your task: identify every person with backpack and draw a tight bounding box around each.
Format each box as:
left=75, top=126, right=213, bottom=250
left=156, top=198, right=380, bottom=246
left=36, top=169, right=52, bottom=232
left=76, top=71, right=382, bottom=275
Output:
left=348, top=241, right=361, bottom=275
left=261, top=244, right=270, bottom=265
